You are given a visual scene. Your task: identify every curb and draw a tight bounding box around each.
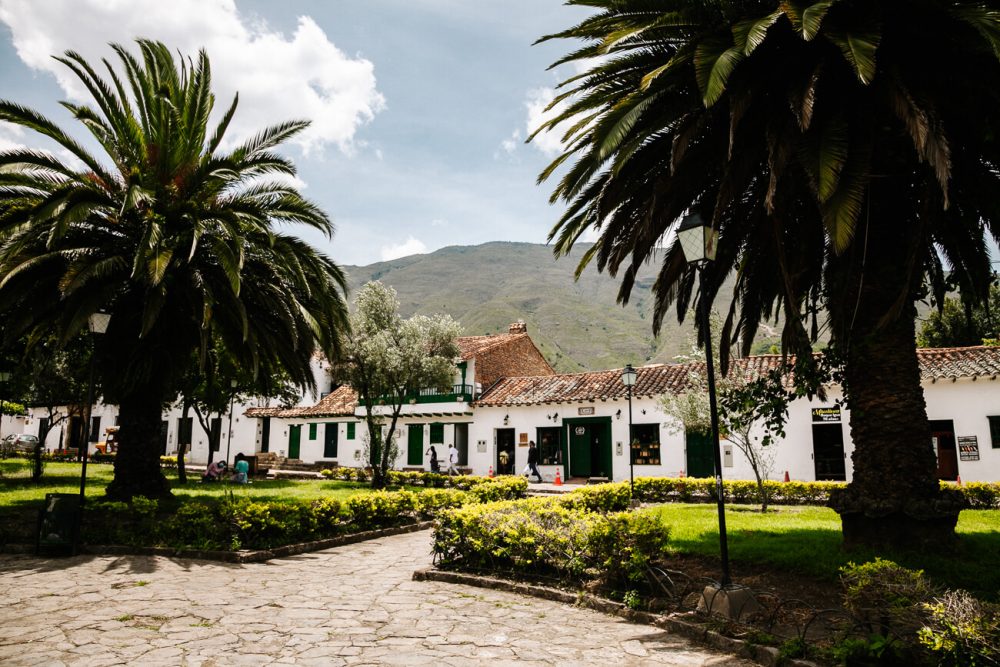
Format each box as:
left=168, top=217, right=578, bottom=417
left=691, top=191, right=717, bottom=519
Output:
left=1, top=521, right=435, bottom=564
left=412, top=568, right=819, bottom=667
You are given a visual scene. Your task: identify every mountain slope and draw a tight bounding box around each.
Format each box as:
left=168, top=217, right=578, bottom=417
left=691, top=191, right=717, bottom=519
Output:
left=342, top=242, right=757, bottom=373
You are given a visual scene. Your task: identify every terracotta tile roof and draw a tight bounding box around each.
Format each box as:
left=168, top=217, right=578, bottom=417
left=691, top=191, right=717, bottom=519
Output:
left=474, top=346, right=1000, bottom=407
left=456, top=334, right=522, bottom=360
left=917, top=346, right=1000, bottom=380
left=244, top=385, right=358, bottom=419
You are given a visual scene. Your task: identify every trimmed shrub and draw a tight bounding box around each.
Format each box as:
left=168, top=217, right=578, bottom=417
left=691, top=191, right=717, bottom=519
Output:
left=561, top=482, right=632, bottom=513
left=432, top=496, right=671, bottom=584
left=841, top=559, right=936, bottom=636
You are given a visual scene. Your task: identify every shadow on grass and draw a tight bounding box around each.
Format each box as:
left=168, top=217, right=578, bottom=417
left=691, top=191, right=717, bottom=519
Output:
left=668, top=525, right=1000, bottom=601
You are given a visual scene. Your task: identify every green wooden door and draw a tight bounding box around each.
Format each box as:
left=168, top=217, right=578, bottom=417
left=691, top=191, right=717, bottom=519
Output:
left=685, top=430, right=714, bottom=478
left=323, top=423, right=338, bottom=458
left=569, top=424, right=592, bottom=477
left=288, top=425, right=301, bottom=459
left=407, top=425, right=423, bottom=466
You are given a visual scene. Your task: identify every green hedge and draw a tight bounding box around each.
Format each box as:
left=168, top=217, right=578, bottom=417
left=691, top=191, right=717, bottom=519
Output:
left=627, top=477, right=1000, bottom=509
left=319, top=466, right=524, bottom=493
left=433, top=496, right=670, bottom=584
left=82, top=477, right=525, bottom=551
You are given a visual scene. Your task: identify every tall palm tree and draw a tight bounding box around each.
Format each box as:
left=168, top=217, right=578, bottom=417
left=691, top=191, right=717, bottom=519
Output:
left=0, top=41, right=349, bottom=500
left=536, top=1, right=1000, bottom=547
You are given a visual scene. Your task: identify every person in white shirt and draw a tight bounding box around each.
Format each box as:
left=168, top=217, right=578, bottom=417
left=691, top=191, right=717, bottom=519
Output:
left=447, top=444, right=459, bottom=476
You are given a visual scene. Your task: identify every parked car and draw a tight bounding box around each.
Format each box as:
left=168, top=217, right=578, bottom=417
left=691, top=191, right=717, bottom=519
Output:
left=0, top=433, right=40, bottom=456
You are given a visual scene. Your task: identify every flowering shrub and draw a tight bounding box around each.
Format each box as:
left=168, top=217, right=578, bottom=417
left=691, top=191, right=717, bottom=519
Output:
left=79, top=475, right=525, bottom=551
left=432, top=496, right=670, bottom=584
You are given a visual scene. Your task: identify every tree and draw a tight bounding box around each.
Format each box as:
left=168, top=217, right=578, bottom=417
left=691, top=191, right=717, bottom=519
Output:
left=0, top=41, right=349, bottom=500
left=14, top=336, right=92, bottom=481
left=660, top=337, right=789, bottom=511
left=918, top=282, right=1000, bottom=348
left=535, top=0, right=998, bottom=547
left=338, top=281, right=461, bottom=489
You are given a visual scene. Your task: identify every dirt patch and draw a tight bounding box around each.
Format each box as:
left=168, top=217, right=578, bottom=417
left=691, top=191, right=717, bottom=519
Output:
left=657, top=553, right=843, bottom=610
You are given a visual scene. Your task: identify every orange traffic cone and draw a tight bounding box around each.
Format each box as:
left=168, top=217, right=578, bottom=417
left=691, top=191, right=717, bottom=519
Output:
left=957, top=474, right=962, bottom=487
left=783, top=470, right=790, bottom=483
left=554, top=468, right=563, bottom=486
left=488, top=466, right=494, bottom=478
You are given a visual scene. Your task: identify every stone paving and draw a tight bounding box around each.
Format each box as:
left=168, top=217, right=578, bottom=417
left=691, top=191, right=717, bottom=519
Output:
left=0, top=530, right=751, bottom=666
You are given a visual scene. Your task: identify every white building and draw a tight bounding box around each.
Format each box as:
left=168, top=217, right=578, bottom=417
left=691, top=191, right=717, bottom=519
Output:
left=21, top=320, right=1000, bottom=484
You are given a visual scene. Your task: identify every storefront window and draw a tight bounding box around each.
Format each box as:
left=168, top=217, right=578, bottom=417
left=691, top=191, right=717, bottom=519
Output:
left=536, top=427, right=562, bottom=465
left=630, top=423, right=660, bottom=465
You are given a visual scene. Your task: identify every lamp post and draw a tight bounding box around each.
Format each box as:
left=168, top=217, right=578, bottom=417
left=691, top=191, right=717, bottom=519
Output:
left=225, top=379, right=238, bottom=463
left=621, top=364, right=637, bottom=497
left=74, top=312, right=109, bottom=555
left=676, top=213, right=732, bottom=588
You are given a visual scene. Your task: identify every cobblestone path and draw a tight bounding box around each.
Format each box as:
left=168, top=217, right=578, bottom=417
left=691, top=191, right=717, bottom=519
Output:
left=0, top=530, right=750, bottom=665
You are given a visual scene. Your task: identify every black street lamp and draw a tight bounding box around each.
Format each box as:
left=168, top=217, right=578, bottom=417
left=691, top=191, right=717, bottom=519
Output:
left=620, top=364, right=637, bottom=497
left=225, top=378, right=238, bottom=463
left=676, top=213, right=732, bottom=588
left=76, top=312, right=110, bottom=551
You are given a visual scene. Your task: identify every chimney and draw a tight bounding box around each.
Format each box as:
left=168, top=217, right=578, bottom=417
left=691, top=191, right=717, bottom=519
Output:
left=509, top=320, right=527, bottom=334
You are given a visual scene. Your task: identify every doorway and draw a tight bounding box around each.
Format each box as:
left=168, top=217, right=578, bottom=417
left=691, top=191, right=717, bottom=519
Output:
left=685, top=430, right=715, bottom=478
left=324, top=422, right=339, bottom=459
left=929, top=419, right=958, bottom=481
left=260, top=417, right=271, bottom=453
left=812, top=423, right=846, bottom=481
left=496, top=428, right=515, bottom=475
left=288, top=425, right=301, bottom=459
left=566, top=418, right=612, bottom=479
left=407, top=425, right=423, bottom=466
left=159, top=420, right=168, bottom=455
left=454, top=423, right=469, bottom=465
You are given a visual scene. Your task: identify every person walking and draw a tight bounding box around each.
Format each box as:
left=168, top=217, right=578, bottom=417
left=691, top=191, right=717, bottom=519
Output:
left=527, top=440, right=543, bottom=483
left=446, top=443, right=459, bottom=476
left=426, top=445, right=440, bottom=473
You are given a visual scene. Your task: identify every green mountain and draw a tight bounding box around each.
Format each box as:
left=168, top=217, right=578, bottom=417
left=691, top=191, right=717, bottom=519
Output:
left=343, top=242, right=776, bottom=374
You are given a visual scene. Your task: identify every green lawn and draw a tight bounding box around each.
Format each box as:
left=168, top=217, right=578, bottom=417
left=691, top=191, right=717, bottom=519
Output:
left=0, top=460, right=375, bottom=508
left=648, top=503, right=1000, bottom=599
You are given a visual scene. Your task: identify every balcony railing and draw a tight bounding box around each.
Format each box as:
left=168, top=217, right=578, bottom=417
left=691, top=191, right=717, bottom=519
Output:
left=410, top=384, right=477, bottom=404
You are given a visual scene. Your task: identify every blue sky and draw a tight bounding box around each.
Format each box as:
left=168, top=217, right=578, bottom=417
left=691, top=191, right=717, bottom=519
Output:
left=0, top=0, right=595, bottom=265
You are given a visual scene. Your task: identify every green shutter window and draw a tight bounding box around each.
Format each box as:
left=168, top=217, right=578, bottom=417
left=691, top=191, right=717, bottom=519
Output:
left=309, top=423, right=317, bottom=440
left=347, top=423, right=356, bottom=440
left=430, top=423, right=444, bottom=444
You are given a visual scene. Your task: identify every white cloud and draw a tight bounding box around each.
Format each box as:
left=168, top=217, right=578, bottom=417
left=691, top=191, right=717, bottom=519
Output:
left=0, top=121, right=26, bottom=151
left=380, top=236, right=427, bottom=261
left=0, top=0, right=386, bottom=156
left=525, top=87, right=571, bottom=157
left=430, top=218, right=448, bottom=228
left=494, top=128, right=521, bottom=161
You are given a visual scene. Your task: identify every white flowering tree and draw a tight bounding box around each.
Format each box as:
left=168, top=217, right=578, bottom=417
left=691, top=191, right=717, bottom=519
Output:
left=339, top=281, right=462, bottom=488
left=660, top=338, right=787, bottom=512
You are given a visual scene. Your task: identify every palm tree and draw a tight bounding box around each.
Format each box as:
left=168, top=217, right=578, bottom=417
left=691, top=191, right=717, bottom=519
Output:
left=0, top=41, right=349, bottom=500
left=535, top=1, right=1000, bottom=547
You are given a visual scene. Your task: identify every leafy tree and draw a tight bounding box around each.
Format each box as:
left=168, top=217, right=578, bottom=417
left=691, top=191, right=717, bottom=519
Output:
left=535, top=0, right=998, bottom=546
left=338, top=281, right=461, bottom=489
left=0, top=41, right=348, bottom=500
left=660, top=334, right=791, bottom=511
left=918, top=282, right=1000, bottom=348
left=12, top=336, right=92, bottom=480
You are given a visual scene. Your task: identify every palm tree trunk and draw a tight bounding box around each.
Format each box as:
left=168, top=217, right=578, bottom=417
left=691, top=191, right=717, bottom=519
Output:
left=829, top=222, right=965, bottom=548
left=105, top=389, right=172, bottom=500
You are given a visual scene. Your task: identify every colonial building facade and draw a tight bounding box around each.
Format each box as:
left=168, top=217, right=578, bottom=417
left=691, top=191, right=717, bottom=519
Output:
left=18, top=322, right=1000, bottom=483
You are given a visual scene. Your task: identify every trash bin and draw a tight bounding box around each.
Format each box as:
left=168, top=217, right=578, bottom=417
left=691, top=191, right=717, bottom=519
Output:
left=36, top=493, right=81, bottom=557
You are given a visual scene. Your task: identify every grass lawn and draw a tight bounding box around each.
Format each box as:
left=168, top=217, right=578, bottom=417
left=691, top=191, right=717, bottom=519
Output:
left=648, top=503, right=1000, bottom=599
left=0, top=460, right=375, bottom=508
